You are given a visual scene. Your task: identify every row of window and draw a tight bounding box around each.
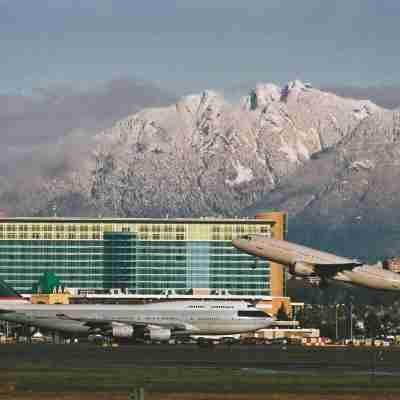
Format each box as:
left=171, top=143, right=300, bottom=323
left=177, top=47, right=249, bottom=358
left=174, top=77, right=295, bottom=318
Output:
left=0, top=223, right=270, bottom=232
left=0, top=258, right=265, bottom=267
left=0, top=233, right=262, bottom=241
left=0, top=240, right=253, bottom=249
left=0, top=225, right=272, bottom=241
left=0, top=224, right=101, bottom=232
left=0, top=253, right=254, bottom=260
left=0, top=240, right=104, bottom=245
left=0, top=233, right=103, bottom=240
left=0, top=240, right=251, bottom=247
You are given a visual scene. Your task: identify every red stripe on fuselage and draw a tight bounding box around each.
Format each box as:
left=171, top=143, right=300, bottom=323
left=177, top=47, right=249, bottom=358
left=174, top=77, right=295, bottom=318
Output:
left=0, top=297, right=23, bottom=300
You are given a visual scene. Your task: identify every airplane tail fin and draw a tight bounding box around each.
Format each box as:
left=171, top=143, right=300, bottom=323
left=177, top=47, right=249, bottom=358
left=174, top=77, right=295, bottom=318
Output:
left=0, top=279, right=24, bottom=300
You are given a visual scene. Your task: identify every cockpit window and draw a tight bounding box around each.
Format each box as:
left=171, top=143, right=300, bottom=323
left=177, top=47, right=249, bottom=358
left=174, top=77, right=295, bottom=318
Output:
left=238, top=310, right=268, bottom=318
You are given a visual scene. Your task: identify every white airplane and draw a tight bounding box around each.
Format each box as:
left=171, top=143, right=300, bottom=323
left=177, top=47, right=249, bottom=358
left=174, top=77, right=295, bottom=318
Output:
left=0, top=280, right=273, bottom=341
left=232, top=235, right=400, bottom=291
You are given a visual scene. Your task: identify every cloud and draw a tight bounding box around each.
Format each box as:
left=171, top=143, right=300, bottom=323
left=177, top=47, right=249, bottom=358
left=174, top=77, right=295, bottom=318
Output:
left=323, top=86, right=400, bottom=109
left=0, top=78, right=176, bottom=215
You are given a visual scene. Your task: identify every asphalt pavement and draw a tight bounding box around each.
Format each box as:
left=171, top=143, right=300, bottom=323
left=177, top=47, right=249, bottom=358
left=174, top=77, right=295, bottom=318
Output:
left=1, top=343, right=399, bottom=373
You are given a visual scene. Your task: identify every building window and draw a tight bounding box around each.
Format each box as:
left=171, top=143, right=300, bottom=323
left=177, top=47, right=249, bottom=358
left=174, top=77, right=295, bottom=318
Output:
left=164, top=225, right=173, bottom=233
left=150, top=225, right=160, bottom=233
left=237, top=225, right=245, bottom=233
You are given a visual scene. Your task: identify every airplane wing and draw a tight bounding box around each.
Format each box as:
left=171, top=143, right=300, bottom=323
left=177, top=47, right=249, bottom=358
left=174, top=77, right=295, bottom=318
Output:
left=55, top=313, right=196, bottom=333
left=0, top=309, right=15, bottom=313
left=56, top=313, right=146, bottom=327
left=313, top=262, right=364, bottom=277
left=290, top=259, right=364, bottom=280
left=314, top=262, right=363, bottom=269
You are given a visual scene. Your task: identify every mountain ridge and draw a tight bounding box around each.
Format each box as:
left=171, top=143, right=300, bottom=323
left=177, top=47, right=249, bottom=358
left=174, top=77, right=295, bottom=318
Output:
left=45, top=80, right=380, bottom=219
left=4, top=79, right=396, bottom=264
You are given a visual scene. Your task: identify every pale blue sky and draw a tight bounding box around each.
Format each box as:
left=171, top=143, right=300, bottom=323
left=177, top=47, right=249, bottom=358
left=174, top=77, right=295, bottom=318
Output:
left=1, top=0, right=399, bottom=94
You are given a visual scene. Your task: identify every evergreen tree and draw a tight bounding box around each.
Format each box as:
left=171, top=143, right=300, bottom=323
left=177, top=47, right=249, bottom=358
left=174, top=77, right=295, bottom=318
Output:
left=276, top=304, right=290, bottom=320
left=364, top=312, right=380, bottom=338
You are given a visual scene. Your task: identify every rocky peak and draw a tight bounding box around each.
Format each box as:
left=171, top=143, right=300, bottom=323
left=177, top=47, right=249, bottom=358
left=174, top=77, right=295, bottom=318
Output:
left=241, top=83, right=281, bottom=110
left=177, top=89, right=224, bottom=116
left=281, top=79, right=311, bottom=101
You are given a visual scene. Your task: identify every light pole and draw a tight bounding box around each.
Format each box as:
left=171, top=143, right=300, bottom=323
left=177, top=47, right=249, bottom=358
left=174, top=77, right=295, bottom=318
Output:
left=335, top=304, right=339, bottom=341
left=336, top=304, right=345, bottom=342
left=350, top=303, right=353, bottom=342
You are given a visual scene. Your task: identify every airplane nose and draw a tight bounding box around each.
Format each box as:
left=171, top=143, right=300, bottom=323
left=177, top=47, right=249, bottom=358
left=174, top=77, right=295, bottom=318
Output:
left=232, top=239, right=245, bottom=250
left=232, top=239, right=240, bottom=248
left=264, top=317, right=274, bottom=328
left=393, top=276, right=400, bottom=290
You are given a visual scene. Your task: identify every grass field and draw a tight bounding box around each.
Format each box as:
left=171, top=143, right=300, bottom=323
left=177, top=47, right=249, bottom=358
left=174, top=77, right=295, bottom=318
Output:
left=2, top=393, right=400, bottom=400
left=1, top=344, right=400, bottom=399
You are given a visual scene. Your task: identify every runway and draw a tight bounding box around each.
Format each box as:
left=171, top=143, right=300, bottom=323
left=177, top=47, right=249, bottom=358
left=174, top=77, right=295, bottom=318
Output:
left=1, top=343, right=400, bottom=372
left=1, top=344, right=400, bottom=396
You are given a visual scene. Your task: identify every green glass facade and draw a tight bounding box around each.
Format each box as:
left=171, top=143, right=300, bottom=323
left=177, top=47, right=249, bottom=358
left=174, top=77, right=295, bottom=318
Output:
left=0, top=217, right=281, bottom=296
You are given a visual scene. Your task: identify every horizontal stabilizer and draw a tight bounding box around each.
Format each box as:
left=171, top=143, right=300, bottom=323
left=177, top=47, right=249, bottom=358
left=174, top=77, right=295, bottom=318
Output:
left=0, top=279, right=23, bottom=299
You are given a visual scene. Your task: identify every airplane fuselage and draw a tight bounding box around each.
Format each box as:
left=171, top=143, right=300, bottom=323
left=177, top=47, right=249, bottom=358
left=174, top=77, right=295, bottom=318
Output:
left=0, top=300, right=273, bottom=336
left=232, top=236, right=400, bottom=291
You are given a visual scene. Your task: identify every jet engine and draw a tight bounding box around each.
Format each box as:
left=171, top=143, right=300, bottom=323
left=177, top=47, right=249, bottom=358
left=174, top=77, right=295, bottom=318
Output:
left=112, top=325, right=134, bottom=338
left=289, top=262, right=316, bottom=277
left=148, top=328, right=171, bottom=341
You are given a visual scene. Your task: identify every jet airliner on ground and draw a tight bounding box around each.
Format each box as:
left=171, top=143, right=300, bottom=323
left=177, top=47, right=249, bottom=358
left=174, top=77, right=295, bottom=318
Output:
left=0, top=280, right=273, bottom=341
left=232, top=235, right=400, bottom=291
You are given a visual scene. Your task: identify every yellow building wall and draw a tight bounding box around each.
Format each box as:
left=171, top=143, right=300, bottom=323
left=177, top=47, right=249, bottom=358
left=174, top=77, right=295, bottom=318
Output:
left=31, top=293, right=70, bottom=304
left=256, top=297, right=292, bottom=317
left=255, top=211, right=286, bottom=298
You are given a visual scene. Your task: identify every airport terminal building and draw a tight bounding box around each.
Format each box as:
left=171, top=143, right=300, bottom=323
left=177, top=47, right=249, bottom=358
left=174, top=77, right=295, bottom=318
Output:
left=0, top=212, right=287, bottom=297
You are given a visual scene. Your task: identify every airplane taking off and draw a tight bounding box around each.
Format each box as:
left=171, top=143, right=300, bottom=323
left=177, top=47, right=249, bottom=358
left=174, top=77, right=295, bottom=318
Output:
left=0, top=280, right=273, bottom=341
left=232, top=235, right=400, bottom=291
